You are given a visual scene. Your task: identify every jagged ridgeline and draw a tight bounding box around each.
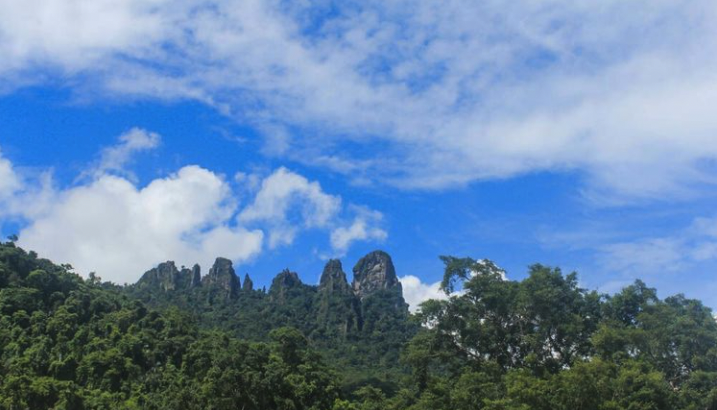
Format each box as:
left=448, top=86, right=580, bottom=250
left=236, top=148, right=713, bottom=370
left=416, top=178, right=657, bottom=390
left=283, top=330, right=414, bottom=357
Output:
left=127, top=250, right=416, bottom=386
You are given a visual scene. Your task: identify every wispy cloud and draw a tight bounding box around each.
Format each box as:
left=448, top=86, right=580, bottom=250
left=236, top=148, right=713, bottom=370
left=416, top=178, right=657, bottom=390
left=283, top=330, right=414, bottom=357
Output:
left=330, top=206, right=387, bottom=257
left=2, top=1, right=717, bottom=201
left=83, top=127, right=160, bottom=181
left=539, top=212, right=717, bottom=301
left=598, top=216, right=717, bottom=276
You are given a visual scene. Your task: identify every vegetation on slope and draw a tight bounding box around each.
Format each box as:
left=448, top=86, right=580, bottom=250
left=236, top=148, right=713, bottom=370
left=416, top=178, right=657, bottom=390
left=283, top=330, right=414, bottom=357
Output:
left=1, top=241, right=717, bottom=409
left=0, top=242, right=340, bottom=409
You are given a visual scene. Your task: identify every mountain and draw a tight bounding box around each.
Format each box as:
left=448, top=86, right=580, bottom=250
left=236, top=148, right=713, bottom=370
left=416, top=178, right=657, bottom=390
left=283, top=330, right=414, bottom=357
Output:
left=352, top=250, right=402, bottom=299
left=126, top=250, right=416, bottom=391
left=136, top=260, right=200, bottom=292
left=2, top=240, right=717, bottom=410
left=130, top=250, right=410, bottom=338
left=0, top=241, right=341, bottom=409
left=202, top=257, right=240, bottom=300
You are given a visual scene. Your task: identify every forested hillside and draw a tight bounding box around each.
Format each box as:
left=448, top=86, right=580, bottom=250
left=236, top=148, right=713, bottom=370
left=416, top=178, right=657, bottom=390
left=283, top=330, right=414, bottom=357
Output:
left=1, top=240, right=717, bottom=409
left=124, top=251, right=416, bottom=393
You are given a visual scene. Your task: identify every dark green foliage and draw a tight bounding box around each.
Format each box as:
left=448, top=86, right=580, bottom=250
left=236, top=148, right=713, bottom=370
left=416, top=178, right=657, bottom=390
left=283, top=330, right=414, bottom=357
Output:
left=395, top=257, right=717, bottom=410
left=1, top=242, right=716, bottom=409
left=0, top=243, right=341, bottom=409
left=125, top=258, right=418, bottom=394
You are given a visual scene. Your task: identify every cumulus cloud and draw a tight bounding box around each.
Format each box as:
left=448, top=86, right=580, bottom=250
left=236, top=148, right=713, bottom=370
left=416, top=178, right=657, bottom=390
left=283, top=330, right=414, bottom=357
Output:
left=3, top=0, right=717, bottom=200
left=1, top=133, right=386, bottom=283
left=399, top=275, right=449, bottom=313
left=239, top=167, right=342, bottom=248
left=17, top=166, right=263, bottom=284
left=330, top=207, right=387, bottom=256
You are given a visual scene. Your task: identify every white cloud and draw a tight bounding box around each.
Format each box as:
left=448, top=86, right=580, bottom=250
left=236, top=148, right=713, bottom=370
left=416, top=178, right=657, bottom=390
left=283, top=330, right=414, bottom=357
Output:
left=88, top=127, right=160, bottom=179
left=3, top=1, right=717, bottom=200
left=598, top=215, right=717, bottom=276
left=600, top=238, right=686, bottom=275
left=399, top=275, right=448, bottom=313
left=17, top=166, right=263, bottom=284
left=0, top=0, right=181, bottom=74
left=0, top=149, right=20, bottom=200
left=1, top=133, right=386, bottom=283
left=398, top=259, right=506, bottom=313
left=239, top=167, right=342, bottom=248
left=330, top=207, right=387, bottom=256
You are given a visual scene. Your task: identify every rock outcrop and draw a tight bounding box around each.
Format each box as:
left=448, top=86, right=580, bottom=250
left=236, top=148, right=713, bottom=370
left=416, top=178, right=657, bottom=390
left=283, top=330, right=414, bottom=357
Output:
left=272, top=269, right=302, bottom=289
left=190, top=264, right=202, bottom=288
left=352, top=250, right=402, bottom=299
left=133, top=251, right=409, bottom=331
left=137, top=261, right=198, bottom=292
left=269, top=269, right=309, bottom=304
left=317, top=259, right=361, bottom=336
left=242, top=274, right=254, bottom=291
left=202, top=257, right=240, bottom=299
left=319, top=259, right=350, bottom=294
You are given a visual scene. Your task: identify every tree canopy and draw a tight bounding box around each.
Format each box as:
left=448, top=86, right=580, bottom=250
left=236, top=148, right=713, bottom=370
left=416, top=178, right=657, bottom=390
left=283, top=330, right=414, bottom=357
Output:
left=1, top=241, right=716, bottom=409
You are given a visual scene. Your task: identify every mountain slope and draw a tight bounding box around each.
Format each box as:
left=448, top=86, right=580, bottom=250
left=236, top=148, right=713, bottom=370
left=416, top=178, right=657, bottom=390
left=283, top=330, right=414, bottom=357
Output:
left=0, top=242, right=342, bottom=409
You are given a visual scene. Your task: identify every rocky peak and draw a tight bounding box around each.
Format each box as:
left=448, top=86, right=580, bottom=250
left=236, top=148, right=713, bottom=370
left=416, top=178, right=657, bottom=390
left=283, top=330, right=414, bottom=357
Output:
left=272, top=269, right=302, bottom=289
left=352, top=250, right=402, bottom=299
left=269, top=269, right=303, bottom=301
left=202, top=257, right=240, bottom=298
left=138, top=261, right=182, bottom=291
left=319, top=259, right=350, bottom=294
left=243, top=273, right=254, bottom=291
left=191, top=264, right=201, bottom=287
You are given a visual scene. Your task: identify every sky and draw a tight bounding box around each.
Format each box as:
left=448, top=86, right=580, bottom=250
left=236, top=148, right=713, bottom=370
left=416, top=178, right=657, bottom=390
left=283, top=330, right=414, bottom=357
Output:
left=1, top=0, right=717, bottom=311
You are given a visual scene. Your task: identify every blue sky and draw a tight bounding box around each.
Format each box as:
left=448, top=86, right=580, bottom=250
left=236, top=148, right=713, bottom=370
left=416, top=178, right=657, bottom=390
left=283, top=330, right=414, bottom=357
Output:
left=1, top=0, right=717, bottom=310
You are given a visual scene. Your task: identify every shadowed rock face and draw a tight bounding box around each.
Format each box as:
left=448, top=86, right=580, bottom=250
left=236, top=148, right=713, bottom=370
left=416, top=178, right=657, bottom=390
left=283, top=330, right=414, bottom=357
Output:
left=319, top=259, right=350, bottom=294
left=202, top=257, right=240, bottom=298
left=352, top=250, right=402, bottom=299
left=191, top=264, right=201, bottom=287
left=243, top=274, right=254, bottom=291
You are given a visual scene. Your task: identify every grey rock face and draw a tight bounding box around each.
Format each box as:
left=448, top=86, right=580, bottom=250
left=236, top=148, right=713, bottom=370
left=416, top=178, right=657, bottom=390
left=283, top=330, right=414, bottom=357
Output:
left=202, top=257, right=240, bottom=298
left=319, top=259, right=350, bottom=294
left=138, top=261, right=197, bottom=292
left=352, top=250, right=402, bottom=299
left=269, top=269, right=303, bottom=302
left=271, top=269, right=302, bottom=289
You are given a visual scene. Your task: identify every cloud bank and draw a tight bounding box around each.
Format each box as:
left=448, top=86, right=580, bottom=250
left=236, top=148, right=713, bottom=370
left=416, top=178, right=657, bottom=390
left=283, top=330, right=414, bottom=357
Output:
left=1, top=0, right=717, bottom=200
left=0, top=130, right=386, bottom=284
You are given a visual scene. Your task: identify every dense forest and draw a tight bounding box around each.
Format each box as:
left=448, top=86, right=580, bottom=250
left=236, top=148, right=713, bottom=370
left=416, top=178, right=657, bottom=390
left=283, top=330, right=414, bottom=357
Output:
left=1, top=240, right=717, bottom=409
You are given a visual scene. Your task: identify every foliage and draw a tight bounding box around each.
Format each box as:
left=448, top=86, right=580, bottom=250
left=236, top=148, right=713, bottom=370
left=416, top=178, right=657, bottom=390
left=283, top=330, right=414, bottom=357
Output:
left=0, top=242, right=340, bottom=409
left=1, top=242, right=716, bottom=409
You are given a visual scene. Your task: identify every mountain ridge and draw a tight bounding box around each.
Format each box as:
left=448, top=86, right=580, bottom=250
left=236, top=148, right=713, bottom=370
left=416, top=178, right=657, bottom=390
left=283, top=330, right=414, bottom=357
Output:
left=134, top=249, right=405, bottom=304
